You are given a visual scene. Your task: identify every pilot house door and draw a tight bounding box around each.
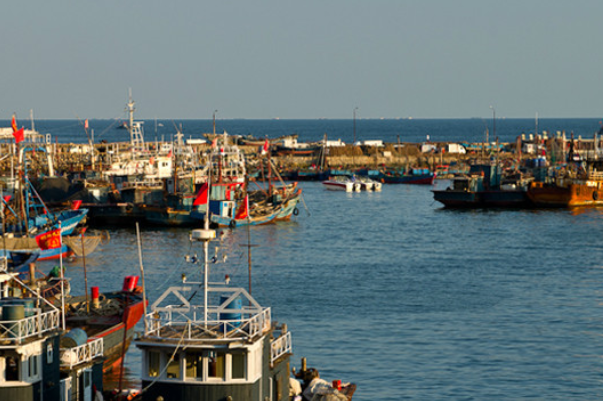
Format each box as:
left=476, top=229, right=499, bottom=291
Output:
left=60, top=377, right=72, bottom=401
left=82, top=369, right=93, bottom=401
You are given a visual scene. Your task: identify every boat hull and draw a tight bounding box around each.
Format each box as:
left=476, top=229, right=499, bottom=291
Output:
left=4, top=245, right=73, bottom=261
left=432, top=190, right=482, bottom=208
left=481, top=190, right=531, bottom=208
left=380, top=173, right=436, bottom=185
left=433, top=189, right=530, bottom=208
left=528, top=181, right=603, bottom=207
left=65, top=290, right=146, bottom=373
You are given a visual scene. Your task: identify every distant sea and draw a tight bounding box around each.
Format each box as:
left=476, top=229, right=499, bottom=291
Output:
left=2, top=118, right=602, bottom=145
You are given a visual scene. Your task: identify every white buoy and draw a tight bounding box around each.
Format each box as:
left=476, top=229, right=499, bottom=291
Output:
left=190, top=229, right=216, bottom=242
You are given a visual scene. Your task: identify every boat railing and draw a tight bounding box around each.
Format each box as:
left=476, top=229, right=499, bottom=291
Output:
left=144, top=306, right=271, bottom=342
left=143, top=285, right=271, bottom=341
left=270, top=331, right=292, bottom=365
left=0, top=309, right=61, bottom=343
left=60, top=337, right=104, bottom=368
left=588, top=171, right=603, bottom=180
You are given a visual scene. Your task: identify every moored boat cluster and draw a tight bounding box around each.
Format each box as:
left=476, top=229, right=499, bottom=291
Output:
left=0, top=99, right=358, bottom=401
left=2, top=97, right=603, bottom=401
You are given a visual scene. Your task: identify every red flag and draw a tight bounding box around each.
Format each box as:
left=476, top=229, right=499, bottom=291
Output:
left=71, top=200, right=82, bottom=210
left=84, top=119, right=89, bottom=130
left=2, top=195, right=11, bottom=203
left=35, top=228, right=62, bottom=250
left=235, top=195, right=249, bottom=219
left=263, top=139, right=269, bottom=153
left=12, top=128, right=24, bottom=143
left=11, top=114, right=17, bottom=132
left=193, top=183, right=208, bottom=206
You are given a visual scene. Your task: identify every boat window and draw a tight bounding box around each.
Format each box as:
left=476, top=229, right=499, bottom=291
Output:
left=185, top=352, right=203, bottom=380
left=166, top=354, right=180, bottom=379
left=27, top=355, right=39, bottom=379
left=207, top=351, right=225, bottom=379
left=148, top=351, right=160, bottom=378
left=231, top=353, right=246, bottom=379
left=6, top=356, right=19, bottom=381
left=33, top=355, right=38, bottom=377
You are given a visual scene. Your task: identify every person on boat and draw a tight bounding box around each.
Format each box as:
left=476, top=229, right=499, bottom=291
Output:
left=567, top=139, right=575, bottom=163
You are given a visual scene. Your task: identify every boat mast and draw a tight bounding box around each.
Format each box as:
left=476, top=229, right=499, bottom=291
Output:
left=203, top=153, right=214, bottom=325
left=1, top=187, right=5, bottom=259
left=127, top=89, right=135, bottom=146
left=30, top=109, right=35, bottom=132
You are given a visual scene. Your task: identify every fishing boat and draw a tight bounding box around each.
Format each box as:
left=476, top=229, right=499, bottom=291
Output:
left=2, top=177, right=88, bottom=237
left=237, top=133, right=298, bottom=147
left=60, top=275, right=146, bottom=373
left=134, top=227, right=355, bottom=401
left=377, top=167, right=436, bottom=185
left=0, top=264, right=105, bottom=401
left=322, top=175, right=360, bottom=192
left=191, top=133, right=302, bottom=228
left=0, top=228, right=106, bottom=261
left=355, top=175, right=382, bottom=191
left=527, top=170, right=603, bottom=207
left=272, top=142, right=322, bottom=157
left=432, top=164, right=533, bottom=208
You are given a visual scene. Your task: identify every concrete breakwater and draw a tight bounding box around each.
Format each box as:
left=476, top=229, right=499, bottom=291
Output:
left=0, top=136, right=589, bottom=177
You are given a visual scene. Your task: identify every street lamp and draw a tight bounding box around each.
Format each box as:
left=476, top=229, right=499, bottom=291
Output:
left=353, top=107, right=359, bottom=145
left=353, top=107, right=359, bottom=167
left=489, top=105, right=496, bottom=143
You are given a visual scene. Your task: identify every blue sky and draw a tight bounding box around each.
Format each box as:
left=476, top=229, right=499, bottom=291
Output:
left=2, top=1, right=602, bottom=119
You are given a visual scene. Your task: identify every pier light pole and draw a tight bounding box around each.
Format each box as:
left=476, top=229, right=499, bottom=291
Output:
left=353, top=107, right=358, bottom=167
left=489, top=105, right=495, bottom=145
left=353, top=107, right=358, bottom=145
left=213, top=110, right=218, bottom=135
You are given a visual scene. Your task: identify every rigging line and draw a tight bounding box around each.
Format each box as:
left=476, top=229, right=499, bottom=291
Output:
left=38, top=121, right=82, bottom=131
left=148, top=240, right=195, bottom=295
left=300, top=193, right=311, bottom=216
left=95, top=114, right=128, bottom=140
left=139, top=324, right=188, bottom=394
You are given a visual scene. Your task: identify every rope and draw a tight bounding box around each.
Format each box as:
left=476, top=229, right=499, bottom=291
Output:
left=150, top=240, right=195, bottom=296
left=139, top=321, right=188, bottom=394
left=300, top=193, right=311, bottom=216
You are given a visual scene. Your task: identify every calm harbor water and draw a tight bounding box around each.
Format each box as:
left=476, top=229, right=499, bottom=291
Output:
left=37, top=180, right=603, bottom=400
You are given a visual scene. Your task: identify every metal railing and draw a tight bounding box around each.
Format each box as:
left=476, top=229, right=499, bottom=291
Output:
left=271, top=331, right=292, bottom=365
left=60, top=337, right=104, bottom=368
left=144, top=306, right=271, bottom=342
left=0, top=310, right=61, bottom=342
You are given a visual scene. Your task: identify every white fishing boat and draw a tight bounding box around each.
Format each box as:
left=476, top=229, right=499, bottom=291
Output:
left=322, top=176, right=361, bottom=192
left=356, top=175, right=382, bottom=191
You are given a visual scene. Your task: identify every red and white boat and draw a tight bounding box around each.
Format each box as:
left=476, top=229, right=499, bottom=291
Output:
left=322, top=176, right=361, bottom=192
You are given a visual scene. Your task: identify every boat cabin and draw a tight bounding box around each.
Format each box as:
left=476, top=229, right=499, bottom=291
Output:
left=0, top=271, right=104, bottom=401
left=136, top=283, right=292, bottom=401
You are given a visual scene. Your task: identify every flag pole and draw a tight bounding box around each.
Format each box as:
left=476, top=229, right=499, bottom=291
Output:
left=81, top=230, right=89, bottom=313
left=59, top=222, right=66, bottom=331
left=136, top=222, right=148, bottom=332
left=246, top=194, right=251, bottom=295
left=203, top=152, right=212, bottom=325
